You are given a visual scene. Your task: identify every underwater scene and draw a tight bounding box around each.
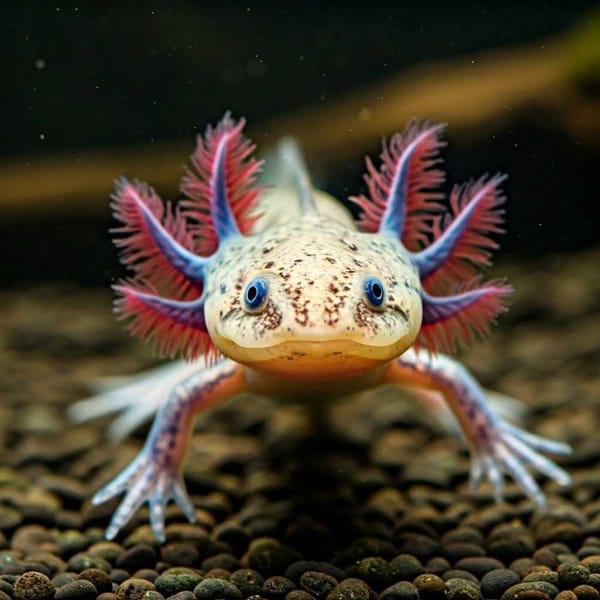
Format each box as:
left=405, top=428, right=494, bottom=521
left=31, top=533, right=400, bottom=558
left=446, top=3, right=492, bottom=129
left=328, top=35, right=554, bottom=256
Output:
left=1, top=4, right=600, bottom=599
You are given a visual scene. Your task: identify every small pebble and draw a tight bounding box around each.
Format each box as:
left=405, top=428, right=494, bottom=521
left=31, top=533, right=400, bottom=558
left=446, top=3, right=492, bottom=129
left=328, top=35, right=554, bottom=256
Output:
left=262, top=576, right=296, bottom=600
left=13, top=571, right=55, bottom=600
left=379, top=581, right=419, bottom=600
left=116, top=545, right=157, bottom=572
left=299, top=571, right=337, bottom=598
left=116, top=577, right=157, bottom=599
left=78, top=567, right=113, bottom=594
left=194, top=577, right=243, bottom=600
left=480, top=568, right=520, bottom=599
left=413, top=573, right=445, bottom=600
left=229, top=569, right=264, bottom=597
left=326, top=578, right=371, bottom=600
left=54, top=580, right=98, bottom=600
left=500, top=580, right=559, bottom=600
left=444, top=577, right=479, bottom=600
left=155, top=567, right=203, bottom=595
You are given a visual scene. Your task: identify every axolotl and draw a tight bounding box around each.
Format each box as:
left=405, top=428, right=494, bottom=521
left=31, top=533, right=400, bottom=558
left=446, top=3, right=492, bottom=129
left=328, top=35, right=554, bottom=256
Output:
left=72, top=114, right=571, bottom=542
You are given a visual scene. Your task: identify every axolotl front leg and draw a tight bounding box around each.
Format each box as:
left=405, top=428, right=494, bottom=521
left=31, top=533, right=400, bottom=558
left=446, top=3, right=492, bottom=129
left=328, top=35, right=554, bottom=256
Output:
left=383, top=349, right=572, bottom=505
left=92, top=359, right=248, bottom=542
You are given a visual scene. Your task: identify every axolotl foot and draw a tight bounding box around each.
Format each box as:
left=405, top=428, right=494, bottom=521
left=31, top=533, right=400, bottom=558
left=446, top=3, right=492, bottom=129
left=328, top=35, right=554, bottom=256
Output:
left=92, top=444, right=196, bottom=543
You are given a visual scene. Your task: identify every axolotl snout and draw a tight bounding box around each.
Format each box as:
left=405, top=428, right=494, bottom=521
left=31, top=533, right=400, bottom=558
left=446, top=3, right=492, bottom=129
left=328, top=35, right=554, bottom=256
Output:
left=71, top=114, right=572, bottom=542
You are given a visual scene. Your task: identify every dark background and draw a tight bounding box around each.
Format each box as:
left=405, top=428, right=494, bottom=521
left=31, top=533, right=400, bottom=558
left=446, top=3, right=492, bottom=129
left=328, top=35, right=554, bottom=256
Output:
left=3, top=2, right=599, bottom=286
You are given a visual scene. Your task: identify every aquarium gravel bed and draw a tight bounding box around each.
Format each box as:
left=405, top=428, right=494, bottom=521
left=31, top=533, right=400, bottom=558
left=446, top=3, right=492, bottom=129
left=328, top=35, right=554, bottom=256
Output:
left=0, top=248, right=599, bottom=600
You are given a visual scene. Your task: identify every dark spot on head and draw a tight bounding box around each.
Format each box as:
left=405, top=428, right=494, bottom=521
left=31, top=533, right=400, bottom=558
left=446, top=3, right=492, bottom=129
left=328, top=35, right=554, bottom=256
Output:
left=264, top=261, right=275, bottom=269
left=262, top=246, right=273, bottom=254
left=219, top=284, right=227, bottom=294
left=326, top=257, right=337, bottom=264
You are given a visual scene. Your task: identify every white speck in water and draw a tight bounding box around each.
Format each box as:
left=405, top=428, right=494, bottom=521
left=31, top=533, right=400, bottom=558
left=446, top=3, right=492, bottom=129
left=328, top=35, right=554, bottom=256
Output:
left=39, top=133, right=45, bottom=140
left=34, top=59, right=46, bottom=70
left=358, top=107, right=372, bottom=121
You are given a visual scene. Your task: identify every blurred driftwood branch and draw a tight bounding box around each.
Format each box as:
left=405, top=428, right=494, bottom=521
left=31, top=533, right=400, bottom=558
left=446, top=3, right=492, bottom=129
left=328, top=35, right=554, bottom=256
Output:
left=1, top=21, right=598, bottom=217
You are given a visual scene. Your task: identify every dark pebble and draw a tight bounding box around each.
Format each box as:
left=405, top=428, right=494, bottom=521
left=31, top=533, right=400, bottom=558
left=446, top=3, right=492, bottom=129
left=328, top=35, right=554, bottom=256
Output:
left=480, top=568, right=520, bottom=599
left=229, top=569, right=264, bottom=597
left=194, top=577, right=243, bottom=600
left=379, top=581, right=419, bottom=600
left=246, top=538, right=300, bottom=577
left=523, top=570, right=560, bottom=585
left=285, top=519, right=335, bottom=560
left=351, top=557, right=393, bottom=591
left=510, top=557, right=535, bottom=577
left=54, top=580, right=98, bottom=600
left=132, top=568, right=159, bottom=582
left=155, top=567, right=203, bottom=595
left=500, top=581, right=559, bottom=600
left=262, top=576, right=297, bottom=600
left=97, top=594, right=118, bottom=600
left=442, top=542, right=486, bottom=562
left=389, top=554, right=423, bottom=581
left=110, top=569, right=131, bottom=584
left=299, top=571, right=338, bottom=599
left=444, top=577, right=480, bottom=600
left=13, top=571, right=55, bottom=600
left=286, top=591, right=317, bottom=600
left=441, top=528, right=484, bottom=547
left=26, top=551, right=67, bottom=576
left=532, top=546, right=560, bottom=569
left=442, top=570, right=478, bottom=584
left=326, top=579, right=371, bottom=600
left=396, top=534, right=439, bottom=561
left=202, top=553, right=241, bottom=572
left=115, top=577, right=157, bottom=598
left=213, top=522, right=250, bottom=556
left=168, top=593, right=194, bottom=600
left=424, top=556, right=450, bottom=576
left=116, top=544, right=157, bottom=572
left=0, top=592, right=10, bottom=600
left=556, top=592, right=578, bottom=600
left=559, top=562, right=591, bottom=588
left=78, top=567, right=113, bottom=594
left=573, top=584, right=600, bottom=599
left=455, top=556, right=505, bottom=578
left=68, top=553, right=111, bottom=573
left=88, top=541, right=124, bottom=564
left=583, top=557, right=600, bottom=574
left=489, top=536, right=536, bottom=563
left=204, top=568, right=231, bottom=580
left=286, top=562, right=346, bottom=583
left=413, top=573, right=445, bottom=600
left=161, top=543, right=201, bottom=567
left=52, top=573, right=78, bottom=587
left=589, top=573, right=600, bottom=591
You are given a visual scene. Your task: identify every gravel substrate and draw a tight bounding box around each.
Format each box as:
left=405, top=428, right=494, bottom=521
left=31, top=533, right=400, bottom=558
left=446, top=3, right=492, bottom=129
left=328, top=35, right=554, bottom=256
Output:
left=0, top=248, right=599, bottom=599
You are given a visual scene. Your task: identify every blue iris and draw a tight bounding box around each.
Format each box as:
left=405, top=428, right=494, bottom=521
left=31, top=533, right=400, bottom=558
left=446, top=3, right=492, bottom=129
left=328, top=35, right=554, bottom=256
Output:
left=364, top=276, right=386, bottom=308
left=244, top=277, right=269, bottom=311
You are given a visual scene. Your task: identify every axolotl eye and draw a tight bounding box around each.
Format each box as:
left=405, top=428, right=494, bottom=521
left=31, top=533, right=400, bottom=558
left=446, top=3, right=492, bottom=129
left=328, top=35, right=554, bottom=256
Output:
left=363, top=276, right=386, bottom=309
left=243, top=277, right=269, bottom=312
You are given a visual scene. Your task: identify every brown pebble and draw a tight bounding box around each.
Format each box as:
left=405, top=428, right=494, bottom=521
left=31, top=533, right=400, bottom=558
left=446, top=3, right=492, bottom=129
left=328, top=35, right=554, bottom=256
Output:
left=78, top=567, right=113, bottom=594
left=116, top=577, right=156, bottom=599
left=556, top=592, right=578, bottom=600
left=413, top=573, right=445, bottom=600
left=13, top=571, right=54, bottom=600
left=116, top=545, right=157, bottom=572
left=327, top=578, right=371, bottom=600
left=573, top=584, right=600, bottom=599
left=55, top=580, right=98, bottom=600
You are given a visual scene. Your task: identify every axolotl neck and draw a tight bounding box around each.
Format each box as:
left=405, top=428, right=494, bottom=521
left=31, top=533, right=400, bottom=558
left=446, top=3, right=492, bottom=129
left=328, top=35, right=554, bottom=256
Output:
left=203, top=214, right=423, bottom=381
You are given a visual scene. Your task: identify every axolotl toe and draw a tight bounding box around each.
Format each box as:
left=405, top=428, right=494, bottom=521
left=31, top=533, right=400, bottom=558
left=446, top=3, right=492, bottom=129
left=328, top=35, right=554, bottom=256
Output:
left=72, top=114, right=572, bottom=542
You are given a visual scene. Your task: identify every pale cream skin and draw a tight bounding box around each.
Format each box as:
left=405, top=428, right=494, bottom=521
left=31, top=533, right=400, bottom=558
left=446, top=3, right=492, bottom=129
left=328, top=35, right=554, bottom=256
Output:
left=84, top=165, right=572, bottom=543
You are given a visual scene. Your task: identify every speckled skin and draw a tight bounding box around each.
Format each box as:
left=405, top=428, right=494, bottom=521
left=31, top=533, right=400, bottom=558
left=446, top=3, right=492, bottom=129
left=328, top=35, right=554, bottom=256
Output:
left=205, top=213, right=422, bottom=379
left=82, top=131, right=573, bottom=543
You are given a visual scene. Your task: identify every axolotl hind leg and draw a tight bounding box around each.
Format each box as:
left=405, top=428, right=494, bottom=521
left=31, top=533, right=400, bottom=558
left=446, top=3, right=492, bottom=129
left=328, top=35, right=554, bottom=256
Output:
left=383, top=348, right=572, bottom=507
left=92, top=359, right=248, bottom=542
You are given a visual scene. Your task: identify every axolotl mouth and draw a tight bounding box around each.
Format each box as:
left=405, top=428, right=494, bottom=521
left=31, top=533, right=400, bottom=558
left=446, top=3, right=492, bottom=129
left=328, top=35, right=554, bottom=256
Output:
left=215, top=337, right=413, bottom=380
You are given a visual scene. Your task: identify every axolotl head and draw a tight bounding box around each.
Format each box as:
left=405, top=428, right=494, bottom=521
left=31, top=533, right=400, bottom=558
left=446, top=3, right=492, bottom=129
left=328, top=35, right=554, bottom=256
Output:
left=112, top=115, right=511, bottom=382
left=204, top=216, right=422, bottom=379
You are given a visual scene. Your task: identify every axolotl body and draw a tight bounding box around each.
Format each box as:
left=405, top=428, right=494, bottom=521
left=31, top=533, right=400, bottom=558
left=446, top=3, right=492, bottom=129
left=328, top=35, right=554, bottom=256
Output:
left=74, top=114, right=571, bottom=542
